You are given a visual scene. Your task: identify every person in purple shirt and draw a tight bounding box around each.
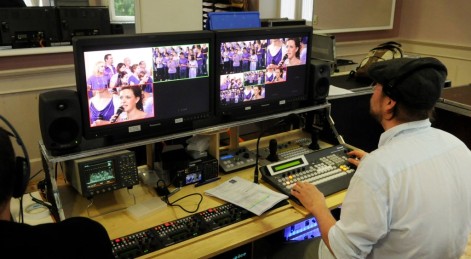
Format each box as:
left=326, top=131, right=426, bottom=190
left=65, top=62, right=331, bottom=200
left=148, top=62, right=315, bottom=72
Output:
left=86, top=60, right=109, bottom=99
left=241, top=48, right=250, bottom=72
left=167, top=54, right=178, bottom=80
left=201, top=44, right=209, bottom=75
left=127, top=64, right=140, bottom=85
left=179, top=52, right=188, bottom=79
left=196, top=45, right=205, bottom=76
left=154, top=51, right=165, bottom=82
left=103, top=54, right=116, bottom=83
left=266, top=38, right=284, bottom=68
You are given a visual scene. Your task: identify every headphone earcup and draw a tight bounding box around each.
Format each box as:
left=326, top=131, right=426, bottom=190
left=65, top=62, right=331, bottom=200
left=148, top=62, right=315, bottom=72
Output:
left=12, top=156, right=30, bottom=199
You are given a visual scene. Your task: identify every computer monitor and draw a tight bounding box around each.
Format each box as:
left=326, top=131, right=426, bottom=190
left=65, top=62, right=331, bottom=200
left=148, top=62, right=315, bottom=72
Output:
left=72, top=30, right=214, bottom=144
left=57, top=6, right=112, bottom=44
left=214, top=25, right=313, bottom=121
left=0, top=7, right=61, bottom=48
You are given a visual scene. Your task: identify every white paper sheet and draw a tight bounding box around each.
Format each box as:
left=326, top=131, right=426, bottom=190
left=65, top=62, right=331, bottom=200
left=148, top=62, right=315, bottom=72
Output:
left=205, top=176, right=288, bottom=216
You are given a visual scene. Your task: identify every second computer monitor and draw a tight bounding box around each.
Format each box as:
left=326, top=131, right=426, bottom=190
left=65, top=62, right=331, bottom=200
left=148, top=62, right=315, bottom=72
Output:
left=215, top=25, right=313, bottom=121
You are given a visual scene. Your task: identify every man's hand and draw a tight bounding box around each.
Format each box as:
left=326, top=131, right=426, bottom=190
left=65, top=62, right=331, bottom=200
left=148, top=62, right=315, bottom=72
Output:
left=347, top=149, right=368, bottom=167
left=291, top=181, right=328, bottom=217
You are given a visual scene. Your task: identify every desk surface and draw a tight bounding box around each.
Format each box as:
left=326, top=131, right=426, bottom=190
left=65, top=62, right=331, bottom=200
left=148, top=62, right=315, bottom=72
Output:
left=57, top=131, right=347, bottom=258
left=436, top=85, right=471, bottom=117
left=440, top=84, right=471, bottom=109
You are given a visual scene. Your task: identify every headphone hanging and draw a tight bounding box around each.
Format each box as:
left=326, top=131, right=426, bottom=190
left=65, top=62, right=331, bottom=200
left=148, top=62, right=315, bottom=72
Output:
left=0, top=115, right=31, bottom=199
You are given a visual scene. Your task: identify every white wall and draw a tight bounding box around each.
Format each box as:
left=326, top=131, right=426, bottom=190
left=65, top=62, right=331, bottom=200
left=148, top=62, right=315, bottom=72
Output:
left=258, top=0, right=278, bottom=19
left=134, top=0, right=203, bottom=33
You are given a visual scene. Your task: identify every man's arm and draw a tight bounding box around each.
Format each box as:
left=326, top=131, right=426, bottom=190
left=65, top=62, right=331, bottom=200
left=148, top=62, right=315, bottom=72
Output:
left=291, top=182, right=337, bottom=254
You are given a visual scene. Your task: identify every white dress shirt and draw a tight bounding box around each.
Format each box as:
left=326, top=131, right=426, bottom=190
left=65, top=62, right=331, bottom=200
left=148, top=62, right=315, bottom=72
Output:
left=328, top=119, right=471, bottom=258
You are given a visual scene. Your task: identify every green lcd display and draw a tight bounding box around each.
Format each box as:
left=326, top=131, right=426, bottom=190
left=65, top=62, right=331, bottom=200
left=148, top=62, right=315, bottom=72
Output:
left=273, top=158, right=303, bottom=172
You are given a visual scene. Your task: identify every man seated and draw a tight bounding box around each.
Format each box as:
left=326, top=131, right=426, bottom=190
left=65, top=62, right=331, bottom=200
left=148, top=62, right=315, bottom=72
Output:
left=0, top=124, right=114, bottom=258
left=271, top=57, right=471, bottom=258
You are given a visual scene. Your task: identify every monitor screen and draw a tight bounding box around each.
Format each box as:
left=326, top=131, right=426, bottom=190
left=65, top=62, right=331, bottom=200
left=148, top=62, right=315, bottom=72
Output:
left=72, top=31, right=214, bottom=143
left=214, top=25, right=313, bottom=121
left=83, top=159, right=116, bottom=191
left=0, top=7, right=61, bottom=48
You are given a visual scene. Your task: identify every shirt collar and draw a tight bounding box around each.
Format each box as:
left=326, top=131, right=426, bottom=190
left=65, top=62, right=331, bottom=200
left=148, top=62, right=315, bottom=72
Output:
left=378, top=119, right=431, bottom=147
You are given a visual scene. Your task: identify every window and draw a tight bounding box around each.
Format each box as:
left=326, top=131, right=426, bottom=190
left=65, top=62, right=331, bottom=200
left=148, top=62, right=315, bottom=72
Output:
left=279, top=0, right=313, bottom=22
left=109, top=0, right=135, bottom=23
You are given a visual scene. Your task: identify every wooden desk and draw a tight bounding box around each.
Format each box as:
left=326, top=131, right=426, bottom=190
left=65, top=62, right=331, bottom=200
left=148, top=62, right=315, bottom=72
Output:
left=434, top=85, right=471, bottom=149
left=436, top=84, right=471, bottom=117
left=57, top=131, right=347, bottom=258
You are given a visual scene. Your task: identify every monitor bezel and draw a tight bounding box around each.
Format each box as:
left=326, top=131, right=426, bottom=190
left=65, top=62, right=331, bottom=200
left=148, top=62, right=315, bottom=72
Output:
left=72, top=30, right=215, bottom=142
left=213, top=25, right=313, bottom=121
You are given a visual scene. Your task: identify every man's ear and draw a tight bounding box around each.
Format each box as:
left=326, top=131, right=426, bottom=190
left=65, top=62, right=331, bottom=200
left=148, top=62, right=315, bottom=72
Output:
left=384, top=95, right=396, bottom=108
left=383, top=96, right=397, bottom=117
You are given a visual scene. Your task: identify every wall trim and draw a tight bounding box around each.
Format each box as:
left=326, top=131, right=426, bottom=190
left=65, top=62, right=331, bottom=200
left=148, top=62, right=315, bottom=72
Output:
left=0, top=65, right=76, bottom=95
left=400, top=39, right=471, bottom=61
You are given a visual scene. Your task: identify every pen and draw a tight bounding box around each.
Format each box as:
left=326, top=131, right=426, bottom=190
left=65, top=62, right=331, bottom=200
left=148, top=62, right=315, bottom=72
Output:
left=195, top=177, right=221, bottom=187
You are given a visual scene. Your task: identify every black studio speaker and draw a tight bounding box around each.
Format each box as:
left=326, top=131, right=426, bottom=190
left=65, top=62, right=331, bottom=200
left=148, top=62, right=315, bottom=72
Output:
left=310, top=60, right=331, bottom=104
left=39, top=90, right=82, bottom=153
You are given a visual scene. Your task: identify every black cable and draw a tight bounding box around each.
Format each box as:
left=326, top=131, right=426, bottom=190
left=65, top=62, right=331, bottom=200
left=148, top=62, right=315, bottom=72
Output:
left=55, top=162, right=59, bottom=180
left=155, top=179, right=170, bottom=196
left=29, top=168, right=43, bottom=181
left=17, top=197, right=24, bottom=223
left=29, top=192, right=59, bottom=221
left=163, top=193, right=204, bottom=214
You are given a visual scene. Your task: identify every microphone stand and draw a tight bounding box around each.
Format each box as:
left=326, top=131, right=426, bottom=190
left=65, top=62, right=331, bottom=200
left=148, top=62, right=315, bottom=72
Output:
left=253, top=114, right=301, bottom=184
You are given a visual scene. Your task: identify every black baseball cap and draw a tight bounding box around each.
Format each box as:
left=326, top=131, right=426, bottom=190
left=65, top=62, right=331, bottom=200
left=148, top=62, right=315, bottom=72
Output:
left=368, top=57, right=448, bottom=109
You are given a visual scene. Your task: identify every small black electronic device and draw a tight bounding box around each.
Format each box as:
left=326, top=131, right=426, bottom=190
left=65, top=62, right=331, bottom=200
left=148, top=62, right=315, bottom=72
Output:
left=267, top=19, right=306, bottom=27
left=0, top=7, right=61, bottom=47
left=64, top=150, right=139, bottom=198
left=57, top=6, right=111, bottom=44
left=283, top=216, right=320, bottom=241
left=172, top=155, right=219, bottom=187
left=219, top=147, right=256, bottom=173
left=110, top=201, right=288, bottom=258
left=260, top=144, right=356, bottom=203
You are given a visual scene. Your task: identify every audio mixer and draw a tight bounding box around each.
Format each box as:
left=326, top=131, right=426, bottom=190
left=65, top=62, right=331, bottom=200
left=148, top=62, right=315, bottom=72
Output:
left=111, top=201, right=287, bottom=258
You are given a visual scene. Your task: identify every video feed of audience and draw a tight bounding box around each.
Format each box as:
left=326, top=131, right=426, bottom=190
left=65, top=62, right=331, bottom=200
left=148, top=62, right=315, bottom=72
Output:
left=219, top=36, right=308, bottom=104
left=82, top=43, right=209, bottom=127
